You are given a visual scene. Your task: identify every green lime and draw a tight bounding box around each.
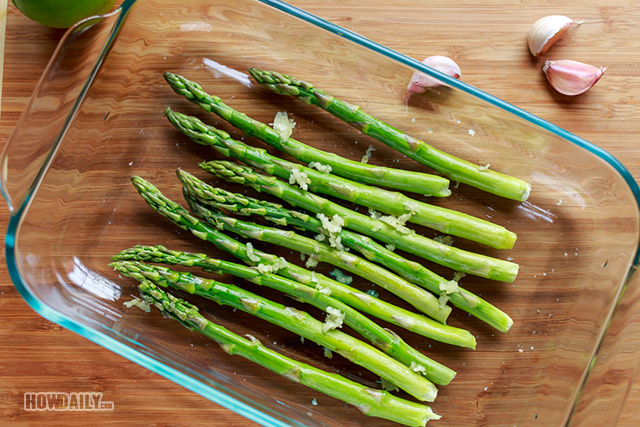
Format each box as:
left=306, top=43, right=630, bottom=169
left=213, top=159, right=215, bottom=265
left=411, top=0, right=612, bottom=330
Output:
left=12, top=0, right=118, bottom=29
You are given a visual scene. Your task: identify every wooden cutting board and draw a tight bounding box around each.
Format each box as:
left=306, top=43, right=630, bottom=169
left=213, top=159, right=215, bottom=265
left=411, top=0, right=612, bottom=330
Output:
left=1, top=1, right=640, bottom=425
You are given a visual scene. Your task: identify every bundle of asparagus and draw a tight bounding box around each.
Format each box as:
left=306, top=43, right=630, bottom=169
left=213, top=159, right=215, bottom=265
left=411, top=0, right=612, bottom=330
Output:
left=112, top=259, right=438, bottom=401
left=162, top=104, right=516, bottom=250
left=162, top=72, right=451, bottom=197
left=113, top=245, right=456, bottom=385
left=135, top=281, right=440, bottom=426
left=178, top=169, right=513, bottom=333
left=129, top=176, right=476, bottom=350
left=246, top=68, right=532, bottom=202
left=198, top=160, right=518, bottom=283
left=111, top=70, right=532, bottom=425
left=184, top=195, right=450, bottom=323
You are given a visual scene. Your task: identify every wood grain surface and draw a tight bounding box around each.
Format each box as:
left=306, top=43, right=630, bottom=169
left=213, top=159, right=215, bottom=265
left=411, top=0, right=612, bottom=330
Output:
left=2, top=1, right=640, bottom=425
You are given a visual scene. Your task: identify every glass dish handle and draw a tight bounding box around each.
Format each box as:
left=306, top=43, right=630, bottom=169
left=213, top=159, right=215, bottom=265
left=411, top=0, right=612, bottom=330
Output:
left=0, top=9, right=124, bottom=215
left=568, top=264, right=640, bottom=425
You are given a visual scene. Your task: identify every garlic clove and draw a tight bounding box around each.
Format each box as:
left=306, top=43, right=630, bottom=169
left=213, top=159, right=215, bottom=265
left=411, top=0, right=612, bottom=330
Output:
left=408, top=55, right=461, bottom=95
left=527, top=15, right=576, bottom=57
left=543, top=59, right=605, bottom=96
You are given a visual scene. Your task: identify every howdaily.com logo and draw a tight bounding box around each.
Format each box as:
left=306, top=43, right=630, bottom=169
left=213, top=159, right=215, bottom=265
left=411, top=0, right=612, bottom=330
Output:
left=24, top=392, right=114, bottom=412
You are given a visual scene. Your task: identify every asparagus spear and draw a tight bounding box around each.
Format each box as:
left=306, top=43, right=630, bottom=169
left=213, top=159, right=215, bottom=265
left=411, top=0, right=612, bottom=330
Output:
left=135, top=280, right=440, bottom=426
left=162, top=71, right=450, bottom=197
left=179, top=170, right=513, bottom=333
left=130, top=176, right=477, bottom=350
left=112, top=260, right=438, bottom=402
left=164, top=108, right=516, bottom=250
left=114, top=245, right=456, bottom=385
left=199, top=162, right=519, bottom=283
left=183, top=195, right=450, bottom=324
left=248, top=68, right=532, bottom=202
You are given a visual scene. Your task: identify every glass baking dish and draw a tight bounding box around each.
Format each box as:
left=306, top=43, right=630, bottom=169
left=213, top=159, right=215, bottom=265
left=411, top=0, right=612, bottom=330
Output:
left=3, top=0, right=640, bottom=425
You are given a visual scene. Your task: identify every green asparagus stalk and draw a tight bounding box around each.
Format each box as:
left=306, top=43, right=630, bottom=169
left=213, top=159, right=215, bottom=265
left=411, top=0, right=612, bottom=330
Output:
left=183, top=195, right=451, bottom=324
left=130, top=176, right=477, bottom=350
left=114, top=245, right=457, bottom=385
left=198, top=162, right=519, bottom=283
left=162, top=71, right=450, bottom=198
left=179, top=170, right=513, bottom=333
left=135, top=281, right=440, bottom=426
left=248, top=67, right=532, bottom=202
left=112, top=260, right=438, bottom=402
left=164, top=108, right=516, bottom=250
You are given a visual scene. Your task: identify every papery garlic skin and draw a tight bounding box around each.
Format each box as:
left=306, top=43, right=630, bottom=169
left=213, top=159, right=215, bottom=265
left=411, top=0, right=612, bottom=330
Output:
left=408, top=56, right=461, bottom=95
left=527, top=15, right=575, bottom=57
left=543, top=59, right=605, bottom=96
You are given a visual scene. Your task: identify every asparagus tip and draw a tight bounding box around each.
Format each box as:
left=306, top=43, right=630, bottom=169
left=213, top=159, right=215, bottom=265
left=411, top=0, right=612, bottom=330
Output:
left=163, top=71, right=180, bottom=85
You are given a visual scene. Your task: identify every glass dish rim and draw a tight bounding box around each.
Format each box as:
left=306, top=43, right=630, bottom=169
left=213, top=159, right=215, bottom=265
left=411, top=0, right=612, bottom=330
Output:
left=4, top=0, right=640, bottom=425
